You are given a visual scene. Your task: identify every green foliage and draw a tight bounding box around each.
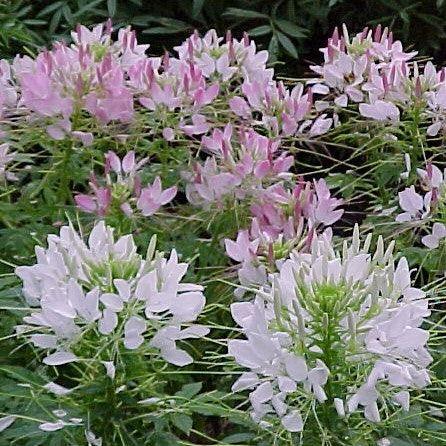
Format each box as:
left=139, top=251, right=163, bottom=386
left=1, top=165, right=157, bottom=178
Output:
left=3, top=0, right=446, bottom=72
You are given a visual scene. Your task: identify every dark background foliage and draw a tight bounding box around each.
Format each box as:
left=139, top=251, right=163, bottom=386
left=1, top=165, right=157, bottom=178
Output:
left=2, top=0, right=446, bottom=74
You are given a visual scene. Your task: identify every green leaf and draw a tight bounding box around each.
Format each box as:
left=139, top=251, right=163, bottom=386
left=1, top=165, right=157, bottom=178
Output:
left=0, top=366, right=45, bottom=386
left=49, top=9, right=62, bottom=35
left=223, top=7, right=269, bottom=20
left=175, top=382, right=202, bottom=398
left=268, top=34, right=279, bottom=62
left=150, top=432, right=180, bottom=446
left=107, top=0, right=117, bottom=16
left=222, top=433, right=255, bottom=443
left=248, top=25, right=271, bottom=37
left=437, top=0, right=445, bottom=8
left=400, top=10, right=410, bottom=24
left=36, top=1, right=64, bottom=18
left=72, top=0, right=104, bottom=18
left=62, top=5, right=73, bottom=24
left=275, top=19, right=307, bottom=38
left=142, top=27, right=186, bottom=35
left=277, top=31, right=298, bottom=58
left=192, top=0, right=205, bottom=17
left=22, top=20, right=47, bottom=26
left=171, top=413, right=193, bottom=435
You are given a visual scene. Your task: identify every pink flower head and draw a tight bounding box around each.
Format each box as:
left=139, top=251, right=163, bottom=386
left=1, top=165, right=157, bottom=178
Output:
left=396, top=186, right=431, bottom=222
left=20, top=71, right=73, bottom=118
left=421, top=223, right=446, bottom=249
left=225, top=230, right=259, bottom=263
left=75, top=186, right=111, bottom=216
left=310, top=179, right=344, bottom=226
left=136, top=177, right=177, bottom=216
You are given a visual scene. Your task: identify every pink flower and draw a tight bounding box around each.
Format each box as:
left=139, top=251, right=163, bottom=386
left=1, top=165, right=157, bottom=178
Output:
left=193, top=83, right=219, bottom=107
left=85, top=57, right=133, bottom=124
left=311, top=179, right=344, bottom=226
left=421, top=223, right=446, bottom=249
left=225, top=230, right=259, bottom=263
left=179, top=114, right=209, bottom=136
left=136, top=177, right=177, bottom=216
left=75, top=186, right=111, bottom=216
left=396, top=186, right=430, bottom=222
left=229, top=96, right=251, bottom=118
left=20, top=72, right=73, bottom=117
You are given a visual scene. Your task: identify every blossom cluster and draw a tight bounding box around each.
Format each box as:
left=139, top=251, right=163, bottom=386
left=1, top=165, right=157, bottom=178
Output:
left=224, top=179, right=343, bottom=295
left=184, top=124, right=293, bottom=207
left=0, top=24, right=335, bottom=146
left=182, top=121, right=343, bottom=294
left=310, top=25, right=446, bottom=133
left=228, top=226, right=431, bottom=431
left=396, top=162, right=446, bottom=249
left=15, top=221, right=208, bottom=370
left=75, top=150, right=177, bottom=218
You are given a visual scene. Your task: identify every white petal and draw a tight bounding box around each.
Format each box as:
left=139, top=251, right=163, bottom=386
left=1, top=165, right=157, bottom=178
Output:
left=101, top=361, right=116, bottom=379
left=43, top=381, right=72, bottom=395
left=231, top=372, right=259, bottom=392
left=161, top=347, right=193, bottom=366
left=43, top=351, right=77, bottom=366
left=284, top=354, right=308, bottom=382
left=250, top=382, right=273, bottom=405
left=100, top=293, right=124, bottom=312
left=39, top=420, right=66, bottom=431
left=281, top=411, right=303, bottom=432
left=30, top=334, right=58, bottom=349
left=99, top=309, right=118, bottom=334
left=0, top=416, right=16, bottom=432
left=334, top=398, right=345, bottom=417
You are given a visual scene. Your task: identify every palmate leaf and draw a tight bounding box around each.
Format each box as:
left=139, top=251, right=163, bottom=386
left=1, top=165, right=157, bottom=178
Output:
left=277, top=31, right=298, bottom=58
left=223, top=7, right=269, bottom=20
left=275, top=19, right=308, bottom=38
left=248, top=25, right=272, bottom=37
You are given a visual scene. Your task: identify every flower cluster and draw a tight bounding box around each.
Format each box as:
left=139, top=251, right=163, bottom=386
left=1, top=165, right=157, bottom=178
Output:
left=15, top=221, right=208, bottom=369
left=310, top=24, right=446, bottom=133
left=75, top=150, right=177, bottom=218
left=0, top=23, right=337, bottom=148
left=10, top=22, right=147, bottom=139
left=396, top=162, right=446, bottom=249
left=224, top=178, right=343, bottom=295
left=230, top=80, right=332, bottom=137
left=184, top=124, right=293, bottom=207
left=228, top=226, right=431, bottom=432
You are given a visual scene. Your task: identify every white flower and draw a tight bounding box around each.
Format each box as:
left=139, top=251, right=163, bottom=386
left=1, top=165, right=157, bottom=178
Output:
left=16, top=222, right=209, bottom=370
left=228, top=225, right=432, bottom=431
left=422, top=223, right=446, bottom=249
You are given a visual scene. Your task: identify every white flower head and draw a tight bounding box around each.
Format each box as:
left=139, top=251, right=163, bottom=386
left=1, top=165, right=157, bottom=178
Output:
left=16, top=221, right=209, bottom=370
left=228, top=225, right=432, bottom=431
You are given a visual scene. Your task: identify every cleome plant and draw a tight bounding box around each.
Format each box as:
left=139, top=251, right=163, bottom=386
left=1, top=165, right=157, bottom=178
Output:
left=0, top=19, right=444, bottom=446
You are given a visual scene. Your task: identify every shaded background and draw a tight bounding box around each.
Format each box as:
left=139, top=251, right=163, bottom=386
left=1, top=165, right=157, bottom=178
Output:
left=2, top=0, right=446, bottom=75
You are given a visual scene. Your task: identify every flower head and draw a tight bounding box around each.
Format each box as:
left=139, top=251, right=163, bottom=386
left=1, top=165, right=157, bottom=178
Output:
left=16, top=221, right=208, bottom=368
left=228, top=226, right=432, bottom=432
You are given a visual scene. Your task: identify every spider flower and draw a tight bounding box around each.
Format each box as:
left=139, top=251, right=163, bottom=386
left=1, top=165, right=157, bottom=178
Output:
left=224, top=179, right=343, bottom=296
left=184, top=125, right=293, bottom=207
left=228, top=226, right=432, bottom=433
left=396, top=163, right=446, bottom=249
left=15, top=221, right=208, bottom=368
left=75, top=150, right=177, bottom=218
